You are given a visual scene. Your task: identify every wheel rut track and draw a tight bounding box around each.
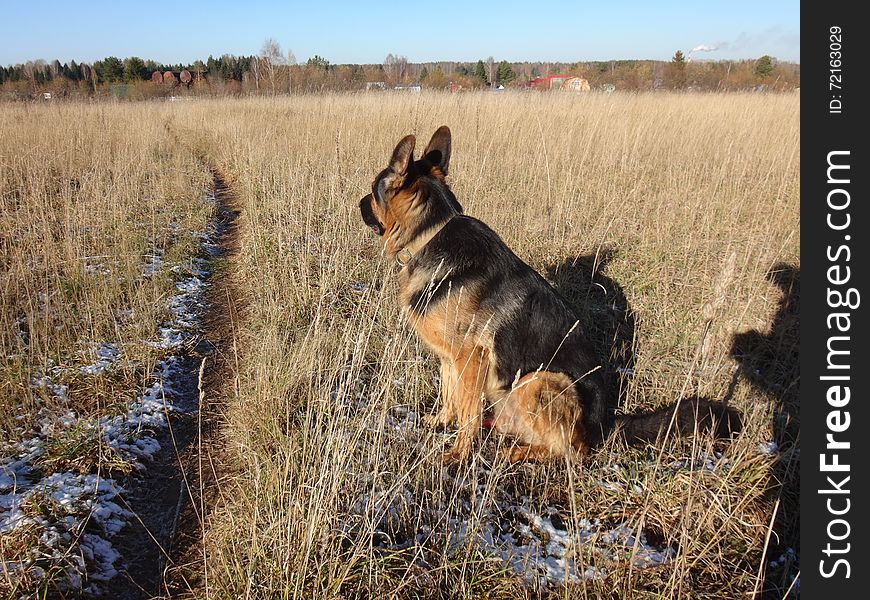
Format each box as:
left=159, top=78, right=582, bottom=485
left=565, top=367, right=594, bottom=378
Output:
left=104, top=168, right=242, bottom=599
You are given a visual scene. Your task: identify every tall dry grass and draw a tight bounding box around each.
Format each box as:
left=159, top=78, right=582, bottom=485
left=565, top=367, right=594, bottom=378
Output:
left=1, top=101, right=220, bottom=594
left=0, top=102, right=212, bottom=432
left=163, top=92, right=799, bottom=598
left=0, top=92, right=798, bottom=597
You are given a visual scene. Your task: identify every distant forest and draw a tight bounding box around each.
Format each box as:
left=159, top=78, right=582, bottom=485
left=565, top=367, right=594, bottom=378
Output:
left=1, top=44, right=799, bottom=100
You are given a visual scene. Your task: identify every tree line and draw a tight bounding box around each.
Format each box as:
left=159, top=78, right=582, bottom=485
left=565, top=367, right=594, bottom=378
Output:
left=1, top=43, right=799, bottom=100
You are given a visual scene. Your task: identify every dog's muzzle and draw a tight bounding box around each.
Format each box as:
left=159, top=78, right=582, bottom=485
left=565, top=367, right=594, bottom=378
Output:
left=359, top=194, right=385, bottom=236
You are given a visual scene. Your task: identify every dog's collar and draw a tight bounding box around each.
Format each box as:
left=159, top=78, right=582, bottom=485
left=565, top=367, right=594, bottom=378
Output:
left=395, top=247, right=413, bottom=267
left=392, top=217, right=454, bottom=269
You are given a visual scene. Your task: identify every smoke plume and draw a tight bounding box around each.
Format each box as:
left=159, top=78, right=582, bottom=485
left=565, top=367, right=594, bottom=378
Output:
left=687, top=43, right=727, bottom=61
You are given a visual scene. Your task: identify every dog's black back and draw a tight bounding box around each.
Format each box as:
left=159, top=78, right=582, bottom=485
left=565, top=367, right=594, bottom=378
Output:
left=405, top=215, right=609, bottom=435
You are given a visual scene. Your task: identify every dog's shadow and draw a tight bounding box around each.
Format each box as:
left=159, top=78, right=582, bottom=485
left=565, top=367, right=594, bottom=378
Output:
left=548, top=252, right=798, bottom=595
left=730, top=263, right=800, bottom=597
left=545, top=247, right=635, bottom=421
left=730, top=263, right=799, bottom=433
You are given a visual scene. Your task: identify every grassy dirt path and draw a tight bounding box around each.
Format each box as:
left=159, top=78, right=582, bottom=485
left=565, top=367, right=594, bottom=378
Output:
left=159, top=168, right=243, bottom=598
left=101, top=167, right=242, bottom=598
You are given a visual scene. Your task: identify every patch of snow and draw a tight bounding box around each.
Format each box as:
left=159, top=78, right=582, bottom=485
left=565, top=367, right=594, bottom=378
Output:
left=770, top=546, right=797, bottom=569
left=332, top=379, right=675, bottom=588
left=1, top=202, right=218, bottom=593
left=13, top=315, right=30, bottom=345
left=151, top=326, right=188, bottom=349
left=80, top=342, right=120, bottom=375
left=0, top=471, right=132, bottom=587
left=82, top=254, right=114, bottom=276
left=31, top=374, right=69, bottom=402
left=665, top=450, right=727, bottom=473
left=141, top=251, right=164, bottom=278
left=758, top=441, right=778, bottom=455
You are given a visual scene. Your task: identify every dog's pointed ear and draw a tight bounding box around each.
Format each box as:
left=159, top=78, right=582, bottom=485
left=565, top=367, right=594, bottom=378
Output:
left=390, top=134, right=416, bottom=176
left=423, top=126, right=451, bottom=175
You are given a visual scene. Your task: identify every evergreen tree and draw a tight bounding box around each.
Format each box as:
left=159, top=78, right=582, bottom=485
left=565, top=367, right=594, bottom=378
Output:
left=219, top=55, right=234, bottom=80
left=192, top=60, right=206, bottom=80
left=206, top=55, right=219, bottom=79
left=235, top=56, right=250, bottom=81
left=667, top=50, right=687, bottom=89
left=419, top=66, right=429, bottom=80
left=307, top=55, right=331, bottom=70
left=473, top=60, right=488, bottom=85
left=755, top=55, right=775, bottom=78
left=496, top=60, right=517, bottom=85
left=94, top=56, right=124, bottom=83
left=65, top=60, right=79, bottom=80
left=123, top=57, right=147, bottom=82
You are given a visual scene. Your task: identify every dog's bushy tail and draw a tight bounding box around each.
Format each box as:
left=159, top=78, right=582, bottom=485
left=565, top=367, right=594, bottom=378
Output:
left=614, top=397, right=742, bottom=444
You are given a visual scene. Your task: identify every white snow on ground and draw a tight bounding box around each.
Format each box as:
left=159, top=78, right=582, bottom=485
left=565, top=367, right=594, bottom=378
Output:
left=0, top=471, right=133, bottom=591
left=79, top=343, right=121, bottom=375
left=470, top=505, right=672, bottom=586
left=334, top=372, right=783, bottom=587
left=83, top=255, right=113, bottom=276
left=141, top=251, right=165, bottom=278
left=665, top=451, right=727, bottom=473
left=0, top=206, right=216, bottom=593
left=334, top=378, right=677, bottom=589
left=30, top=374, right=70, bottom=402
left=758, top=441, right=778, bottom=455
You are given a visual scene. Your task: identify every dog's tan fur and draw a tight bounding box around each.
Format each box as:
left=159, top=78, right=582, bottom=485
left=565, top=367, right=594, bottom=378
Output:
left=360, top=127, right=595, bottom=463
left=359, top=126, right=738, bottom=463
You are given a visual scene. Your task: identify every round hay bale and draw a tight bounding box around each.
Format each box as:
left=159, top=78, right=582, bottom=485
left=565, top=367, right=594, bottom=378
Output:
left=163, top=71, right=177, bottom=85
left=180, top=69, right=192, bottom=85
left=151, top=71, right=163, bottom=84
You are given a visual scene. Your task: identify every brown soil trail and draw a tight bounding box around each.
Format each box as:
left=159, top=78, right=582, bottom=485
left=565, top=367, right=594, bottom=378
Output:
left=105, top=168, right=243, bottom=599
left=160, top=169, right=244, bottom=598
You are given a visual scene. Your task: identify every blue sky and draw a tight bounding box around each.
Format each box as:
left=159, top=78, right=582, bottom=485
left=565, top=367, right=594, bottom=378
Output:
left=1, top=1, right=799, bottom=66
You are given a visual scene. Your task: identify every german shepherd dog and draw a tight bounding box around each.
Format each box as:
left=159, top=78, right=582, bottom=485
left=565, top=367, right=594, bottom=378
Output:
left=360, top=126, right=737, bottom=463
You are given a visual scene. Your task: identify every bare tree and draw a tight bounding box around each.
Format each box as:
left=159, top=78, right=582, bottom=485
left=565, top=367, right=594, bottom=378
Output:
left=486, top=56, right=495, bottom=89
left=396, top=55, right=408, bottom=83
left=383, top=53, right=409, bottom=85
left=81, top=63, right=97, bottom=92
left=260, top=37, right=285, bottom=94
left=22, top=60, right=46, bottom=81
left=251, top=56, right=260, bottom=92
left=286, top=48, right=296, bottom=93
left=384, top=53, right=396, bottom=84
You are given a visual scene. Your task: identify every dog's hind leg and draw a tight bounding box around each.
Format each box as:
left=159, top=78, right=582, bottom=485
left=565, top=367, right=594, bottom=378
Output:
left=499, top=444, right=559, bottom=463
left=423, top=359, right=459, bottom=429
left=441, top=347, right=489, bottom=463
left=494, top=371, right=587, bottom=462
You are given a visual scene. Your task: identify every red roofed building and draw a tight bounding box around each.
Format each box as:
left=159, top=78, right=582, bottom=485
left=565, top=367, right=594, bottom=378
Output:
left=527, top=74, right=572, bottom=89
left=528, top=74, right=592, bottom=92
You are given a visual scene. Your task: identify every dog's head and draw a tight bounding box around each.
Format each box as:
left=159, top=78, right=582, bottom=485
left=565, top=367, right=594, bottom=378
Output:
left=360, top=126, right=462, bottom=255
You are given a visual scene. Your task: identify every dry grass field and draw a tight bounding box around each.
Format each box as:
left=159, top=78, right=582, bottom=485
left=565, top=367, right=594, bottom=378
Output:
left=0, top=103, right=214, bottom=595
left=1, top=91, right=799, bottom=598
